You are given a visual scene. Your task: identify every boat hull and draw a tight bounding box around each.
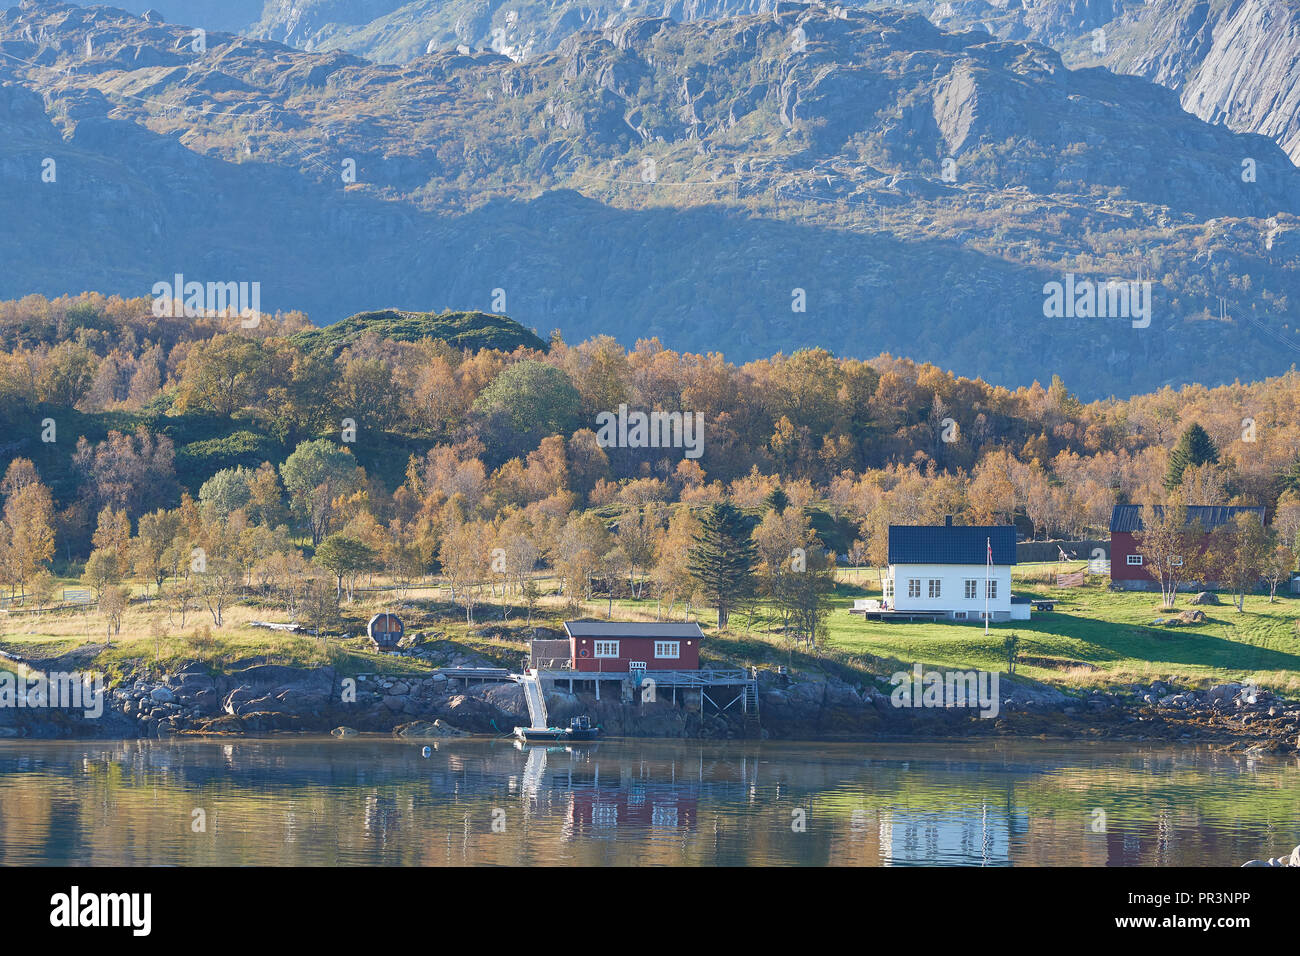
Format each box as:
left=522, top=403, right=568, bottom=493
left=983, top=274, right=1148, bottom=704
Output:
left=514, top=727, right=601, bottom=742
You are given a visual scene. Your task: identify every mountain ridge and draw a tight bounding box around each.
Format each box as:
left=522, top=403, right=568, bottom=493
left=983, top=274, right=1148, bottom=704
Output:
left=3, top=1, right=1298, bottom=398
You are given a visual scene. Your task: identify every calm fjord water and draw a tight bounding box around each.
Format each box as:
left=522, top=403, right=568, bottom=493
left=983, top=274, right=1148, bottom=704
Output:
left=0, top=738, right=1295, bottom=866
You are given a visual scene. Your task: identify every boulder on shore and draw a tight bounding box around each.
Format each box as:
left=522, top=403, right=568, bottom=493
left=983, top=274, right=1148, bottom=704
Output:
left=1190, top=591, right=1220, bottom=605
left=331, top=726, right=359, bottom=738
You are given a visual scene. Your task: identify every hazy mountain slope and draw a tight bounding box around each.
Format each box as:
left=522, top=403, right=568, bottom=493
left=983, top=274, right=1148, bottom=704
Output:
left=4, top=2, right=1299, bottom=399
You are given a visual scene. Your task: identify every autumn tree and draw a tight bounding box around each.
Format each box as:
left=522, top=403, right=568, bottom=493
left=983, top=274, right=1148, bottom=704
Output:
left=615, top=505, right=660, bottom=599
left=550, top=512, right=613, bottom=610
left=651, top=507, right=699, bottom=620
left=300, top=575, right=342, bottom=637
left=1134, top=500, right=1196, bottom=609
left=133, top=508, right=180, bottom=597
left=280, top=439, right=366, bottom=545
left=173, top=333, right=269, bottom=416
left=439, top=520, right=491, bottom=623
left=1261, top=537, right=1294, bottom=603
left=1205, top=512, right=1270, bottom=612
left=314, top=533, right=377, bottom=600
left=100, top=585, right=128, bottom=641
left=1, top=471, right=55, bottom=598
left=783, top=547, right=836, bottom=648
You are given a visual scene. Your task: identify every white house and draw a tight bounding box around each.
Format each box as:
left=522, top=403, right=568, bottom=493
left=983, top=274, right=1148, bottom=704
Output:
left=868, top=517, right=1028, bottom=622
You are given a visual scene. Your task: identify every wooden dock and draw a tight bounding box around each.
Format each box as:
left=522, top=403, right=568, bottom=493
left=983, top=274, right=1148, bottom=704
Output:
left=531, top=668, right=760, bottom=726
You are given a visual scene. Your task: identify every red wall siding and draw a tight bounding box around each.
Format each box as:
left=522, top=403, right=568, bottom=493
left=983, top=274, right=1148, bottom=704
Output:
left=1109, top=531, right=1151, bottom=582
left=569, top=635, right=701, bottom=672
left=1110, top=530, right=1215, bottom=583
left=568, top=789, right=698, bottom=832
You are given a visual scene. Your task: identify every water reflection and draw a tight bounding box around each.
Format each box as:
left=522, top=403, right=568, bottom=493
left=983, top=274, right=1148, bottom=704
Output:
left=0, top=738, right=1295, bottom=866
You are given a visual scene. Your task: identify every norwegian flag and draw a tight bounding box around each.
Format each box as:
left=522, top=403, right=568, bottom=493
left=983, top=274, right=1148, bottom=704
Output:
left=987, top=539, right=992, bottom=564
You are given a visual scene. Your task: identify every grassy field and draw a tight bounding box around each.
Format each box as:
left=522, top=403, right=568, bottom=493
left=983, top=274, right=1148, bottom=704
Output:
left=820, top=564, right=1300, bottom=694
left=3, top=562, right=1299, bottom=695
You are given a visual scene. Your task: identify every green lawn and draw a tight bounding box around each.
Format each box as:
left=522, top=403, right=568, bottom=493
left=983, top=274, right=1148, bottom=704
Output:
left=821, top=569, right=1300, bottom=694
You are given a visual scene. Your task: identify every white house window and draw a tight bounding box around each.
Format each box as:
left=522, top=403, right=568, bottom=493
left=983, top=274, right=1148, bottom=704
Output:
left=986, top=580, right=998, bottom=600
left=907, top=579, right=921, bottom=598
left=594, top=640, right=619, bottom=658
left=928, top=579, right=941, bottom=598
left=1127, top=554, right=1143, bottom=566
left=883, top=579, right=894, bottom=599
left=629, top=661, right=647, bottom=671
left=651, top=805, right=678, bottom=828
left=653, top=641, right=679, bottom=659
left=964, top=579, right=978, bottom=600
left=953, top=611, right=967, bottom=620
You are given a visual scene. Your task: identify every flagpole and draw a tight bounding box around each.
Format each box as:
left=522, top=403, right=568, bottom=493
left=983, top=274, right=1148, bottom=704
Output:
left=985, top=536, right=990, bottom=637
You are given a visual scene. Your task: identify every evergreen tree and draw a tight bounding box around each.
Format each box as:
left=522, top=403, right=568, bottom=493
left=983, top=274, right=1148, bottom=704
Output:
left=764, top=486, right=789, bottom=515
left=687, top=503, right=756, bottom=628
left=1165, top=423, right=1219, bottom=490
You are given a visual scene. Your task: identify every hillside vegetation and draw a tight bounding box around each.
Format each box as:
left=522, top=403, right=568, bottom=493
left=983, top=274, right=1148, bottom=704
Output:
left=1, top=290, right=1299, bottom=699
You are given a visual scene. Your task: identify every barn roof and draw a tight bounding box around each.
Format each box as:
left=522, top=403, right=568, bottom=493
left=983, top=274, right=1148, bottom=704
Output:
left=564, top=621, right=704, bottom=640
left=888, top=524, right=1017, bottom=566
left=1109, top=505, right=1266, bottom=533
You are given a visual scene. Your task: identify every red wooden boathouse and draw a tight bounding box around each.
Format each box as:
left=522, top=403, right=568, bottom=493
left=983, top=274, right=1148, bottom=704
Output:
left=562, top=621, right=703, bottom=673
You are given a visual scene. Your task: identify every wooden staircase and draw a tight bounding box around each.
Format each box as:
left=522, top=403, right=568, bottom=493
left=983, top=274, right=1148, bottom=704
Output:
left=742, top=680, right=761, bottom=737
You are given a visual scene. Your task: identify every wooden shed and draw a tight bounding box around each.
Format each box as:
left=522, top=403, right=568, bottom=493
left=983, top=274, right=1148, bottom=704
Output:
left=367, top=612, right=404, bottom=651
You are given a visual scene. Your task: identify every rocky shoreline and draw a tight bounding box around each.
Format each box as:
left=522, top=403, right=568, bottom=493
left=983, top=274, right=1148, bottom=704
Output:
left=2, top=653, right=1298, bottom=755
left=1242, top=846, right=1300, bottom=867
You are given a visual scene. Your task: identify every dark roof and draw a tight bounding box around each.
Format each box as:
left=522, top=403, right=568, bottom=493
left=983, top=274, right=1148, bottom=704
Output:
left=1110, top=505, right=1266, bottom=533
left=888, top=525, right=1016, bottom=566
left=564, top=621, right=704, bottom=640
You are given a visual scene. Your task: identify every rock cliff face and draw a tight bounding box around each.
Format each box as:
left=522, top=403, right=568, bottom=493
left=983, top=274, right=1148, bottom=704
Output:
left=914, top=0, right=1300, bottom=165
left=1120, top=0, right=1300, bottom=165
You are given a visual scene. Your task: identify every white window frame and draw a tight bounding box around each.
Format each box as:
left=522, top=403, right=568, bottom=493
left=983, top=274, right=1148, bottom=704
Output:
left=1127, top=554, right=1143, bottom=566
left=953, top=611, right=967, bottom=620
left=907, top=579, right=921, bottom=599
left=928, top=579, right=941, bottom=599
left=986, top=580, right=998, bottom=600
left=653, top=641, right=679, bottom=659
left=594, top=640, right=620, bottom=658
left=964, top=579, right=978, bottom=600
left=629, top=660, right=647, bottom=670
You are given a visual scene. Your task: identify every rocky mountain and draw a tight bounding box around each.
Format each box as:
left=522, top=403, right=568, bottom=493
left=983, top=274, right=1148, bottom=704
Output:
left=67, top=1, right=1300, bottom=166
left=247, top=0, right=794, bottom=62
left=4, top=1, right=1299, bottom=398
left=911, top=0, right=1300, bottom=166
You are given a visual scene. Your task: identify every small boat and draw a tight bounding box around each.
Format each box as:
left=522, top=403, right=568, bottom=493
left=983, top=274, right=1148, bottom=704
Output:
left=514, top=715, right=601, bottom=742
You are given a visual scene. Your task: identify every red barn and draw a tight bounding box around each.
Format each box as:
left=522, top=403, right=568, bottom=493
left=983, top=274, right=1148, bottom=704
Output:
left=1109, top=504, right=1266, bottom=590
left=563, top=621, right=704, bottom=673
